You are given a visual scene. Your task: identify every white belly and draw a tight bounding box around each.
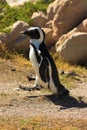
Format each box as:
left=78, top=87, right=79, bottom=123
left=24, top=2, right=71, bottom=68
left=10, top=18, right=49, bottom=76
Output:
left=29, top=45, right=39, bottom=70
left=29, top=45, right=48, bottom=88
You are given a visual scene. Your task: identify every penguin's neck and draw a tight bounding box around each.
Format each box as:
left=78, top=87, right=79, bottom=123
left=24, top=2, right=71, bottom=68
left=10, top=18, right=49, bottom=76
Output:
left=30, top=39, right=41, bottom=50
left=30, top=34, right=44, bottom=50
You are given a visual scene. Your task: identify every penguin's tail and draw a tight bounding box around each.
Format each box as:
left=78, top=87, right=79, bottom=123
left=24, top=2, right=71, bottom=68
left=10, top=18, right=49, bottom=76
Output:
left=58, top=84, right=70, bottom=97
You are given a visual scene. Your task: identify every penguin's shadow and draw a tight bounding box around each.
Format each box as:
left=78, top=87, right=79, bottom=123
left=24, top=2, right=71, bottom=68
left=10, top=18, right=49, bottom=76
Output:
left=27, top=94, right=87, bottom=109
left=46, top=94, right=87, bottom=109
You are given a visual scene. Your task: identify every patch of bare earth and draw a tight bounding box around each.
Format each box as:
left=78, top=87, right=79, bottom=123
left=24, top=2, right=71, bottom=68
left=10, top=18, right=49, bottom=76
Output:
left=0, top=58, right=87, bottom=129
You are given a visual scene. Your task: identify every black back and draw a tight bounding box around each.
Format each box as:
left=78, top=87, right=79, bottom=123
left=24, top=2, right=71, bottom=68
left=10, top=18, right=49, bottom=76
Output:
left=39, top=42, right=61, bottom=87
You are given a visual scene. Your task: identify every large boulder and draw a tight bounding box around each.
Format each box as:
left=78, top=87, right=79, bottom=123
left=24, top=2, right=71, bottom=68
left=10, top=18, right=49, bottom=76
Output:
left=56, top=32, right=87, bottom=64
left=31, top=12, right=48, bottom=28
left=9, top=21, right=29, bottom=52
left=47, top=0, right=87, bottom=42
left=47, top=0, right=62, bottom=20
left=56, top=18, right=87, bottom=48
left=43, top=28, right=54, bottom=48
left=0, top=21, right=29, bottom=53
left=56, top=19, right=87, bottom=64
left=12, top=36, right=30, bottom=53
left=10, top=21, right=29, bottom=43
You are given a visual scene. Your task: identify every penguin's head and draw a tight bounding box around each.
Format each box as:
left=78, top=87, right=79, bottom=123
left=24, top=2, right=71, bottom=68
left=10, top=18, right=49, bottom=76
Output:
left=21, top=27, right=45, bottom=48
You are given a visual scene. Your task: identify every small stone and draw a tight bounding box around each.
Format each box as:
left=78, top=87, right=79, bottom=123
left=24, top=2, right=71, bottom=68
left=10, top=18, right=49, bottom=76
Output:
left=67, top=70, right=76, bottom=77
left=59, top=70, right=65, bottom=75
left=11, top=68, right=16, bottom=71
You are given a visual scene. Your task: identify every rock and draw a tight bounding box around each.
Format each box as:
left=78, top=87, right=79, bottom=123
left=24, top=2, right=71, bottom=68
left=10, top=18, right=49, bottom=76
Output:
left=11, top=68, right=16, bottom=72
left=59, top=70, right=65, bottom=75
left=43, top=28, right=54, bottom=48
left=12, top=35, right=30, bottom=53
left=47, top=0, right=87, bottom=42
left=0, top=32, right=10, bottom=45
left=47, top=0, right=61, bottom=20
left=56, top=32, right=87, bottom=64
left=75, top=18, right=87, bottom=32
left=56, top=18, right=87, bottom=64
left=56, top=18, right=87, bottom=46
left=9, top=21, right=29, bottom=52
left=0, top=0, right=6, bottom=3
left=66, top=70, right=77, bottom=77
left=45, top=20, right=53, bottom=28
left=0, top=21, right=29, bottom=53
left=10, top=21, right=29, bottom=43
left=31, top=12, right=48, bottom=28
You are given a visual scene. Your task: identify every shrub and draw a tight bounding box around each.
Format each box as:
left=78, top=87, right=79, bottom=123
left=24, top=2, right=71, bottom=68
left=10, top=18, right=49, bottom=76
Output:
left=0, top=0, right=54, bottom=32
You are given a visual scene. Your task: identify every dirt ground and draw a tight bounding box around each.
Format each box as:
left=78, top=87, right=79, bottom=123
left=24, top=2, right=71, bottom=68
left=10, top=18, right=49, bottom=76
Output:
left=0, top=57, right=87, bottom=129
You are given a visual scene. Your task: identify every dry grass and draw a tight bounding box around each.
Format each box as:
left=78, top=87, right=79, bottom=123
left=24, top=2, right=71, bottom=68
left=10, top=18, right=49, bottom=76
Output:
left=12, top=54, right=32, bottom=68
left=53, top=52, right=87, bottom=74
left=0, top=116, right=87, bottom=130
left=0, top=42, right=9, bottom=58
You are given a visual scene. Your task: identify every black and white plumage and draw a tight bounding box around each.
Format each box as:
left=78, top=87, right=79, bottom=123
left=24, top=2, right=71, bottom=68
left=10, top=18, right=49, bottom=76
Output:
left=21, top=27, right=69, bottom=96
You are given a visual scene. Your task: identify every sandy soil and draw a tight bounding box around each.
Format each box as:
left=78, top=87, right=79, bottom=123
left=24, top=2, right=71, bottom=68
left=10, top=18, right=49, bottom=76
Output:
left=0, top=58, right=87, bottom=129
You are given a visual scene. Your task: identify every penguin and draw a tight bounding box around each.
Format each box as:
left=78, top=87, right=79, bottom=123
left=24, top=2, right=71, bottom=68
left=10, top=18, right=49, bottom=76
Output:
left=21, top=27, right=69, bottom=97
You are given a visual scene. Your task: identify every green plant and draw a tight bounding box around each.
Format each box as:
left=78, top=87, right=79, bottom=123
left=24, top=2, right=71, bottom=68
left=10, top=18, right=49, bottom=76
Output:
left=3, top=26, right=12, bottom=34
left=0, top=0, right=54, bottom=32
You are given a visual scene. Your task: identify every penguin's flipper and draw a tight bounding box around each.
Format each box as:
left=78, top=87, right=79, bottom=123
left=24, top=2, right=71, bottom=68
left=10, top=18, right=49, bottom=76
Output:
left=39, top=57, right=50, bottom=83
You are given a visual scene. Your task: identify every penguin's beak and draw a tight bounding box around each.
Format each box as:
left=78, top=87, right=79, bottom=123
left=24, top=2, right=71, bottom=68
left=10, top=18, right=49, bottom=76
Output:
left=20, top=30, right=29, bottom=35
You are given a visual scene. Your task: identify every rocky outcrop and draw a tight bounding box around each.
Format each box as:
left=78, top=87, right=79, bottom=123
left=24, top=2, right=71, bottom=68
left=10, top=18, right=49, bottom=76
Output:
left=43, top=28, right=54, bottom=48
left=9, top=21, right=29, bottom=52
left=31, top=12, right=48, bottom=27
left=0, top=21, right=29, bottom=53
left=56, top=19, right=87, bottom=64
left=56, top=19, right=87, bottom=48
left=31, top=0, right=87, bottom=42
left=47, top=0, right=87, bottom=42
left=56, top=32, right=87, bottom=64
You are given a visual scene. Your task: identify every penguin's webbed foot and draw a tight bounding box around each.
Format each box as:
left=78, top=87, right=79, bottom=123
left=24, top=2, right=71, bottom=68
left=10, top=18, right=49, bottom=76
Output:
left=31, top=84, right=43, bottom=91
left=19, top=84, right=42, bottom=91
